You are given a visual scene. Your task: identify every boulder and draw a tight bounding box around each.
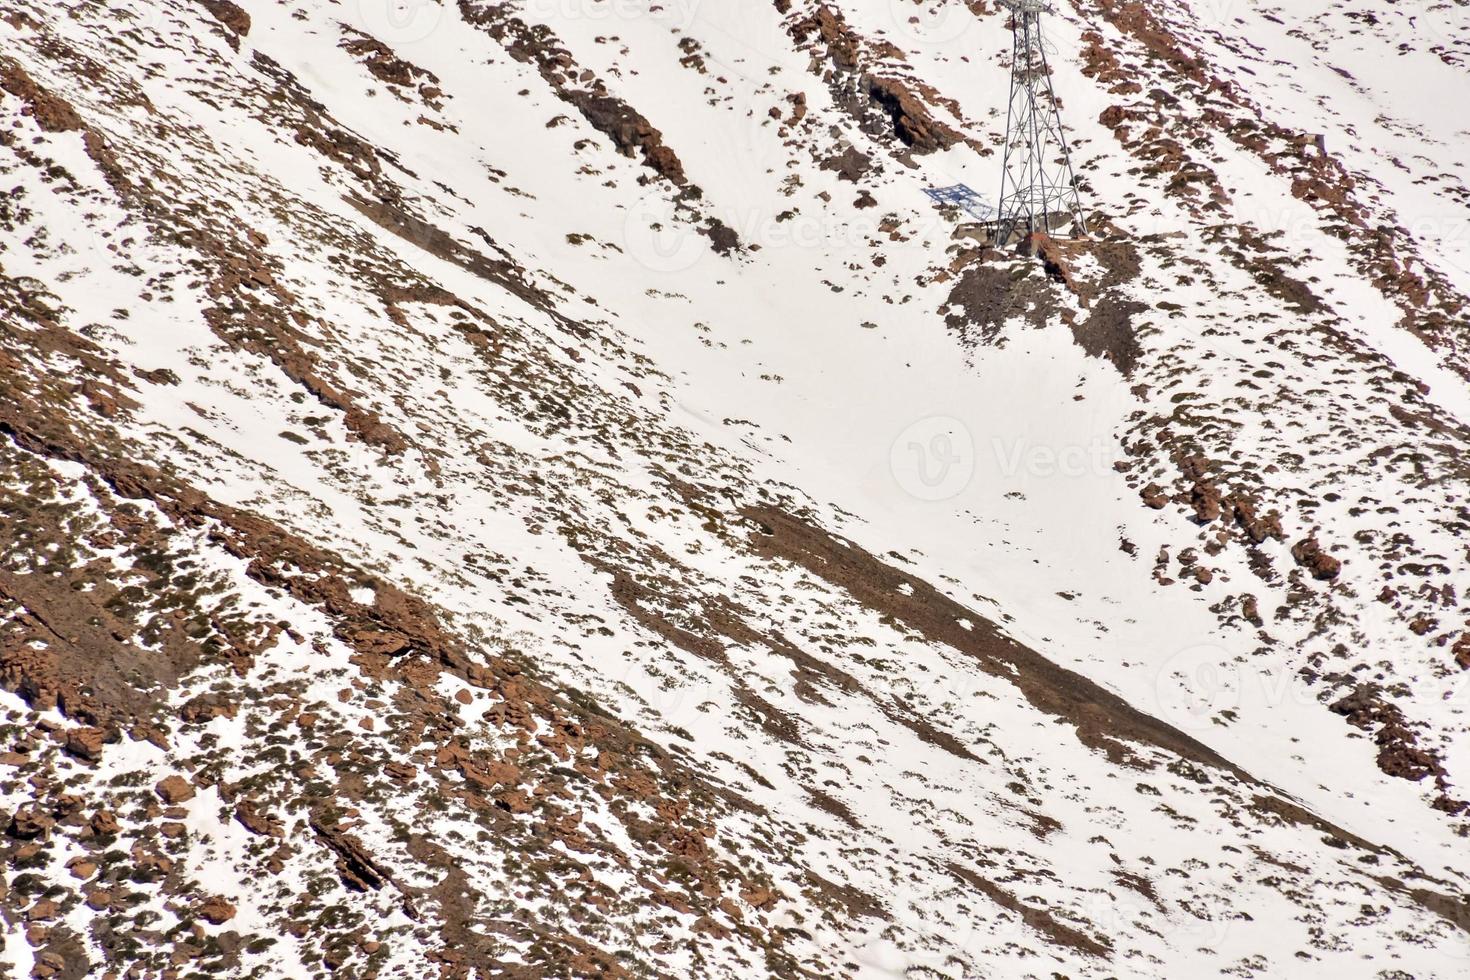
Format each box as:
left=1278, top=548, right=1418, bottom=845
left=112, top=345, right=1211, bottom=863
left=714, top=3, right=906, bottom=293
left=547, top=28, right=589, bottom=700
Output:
left=199, top=895, right=237, bottom=924
left=155, top=775, right=196, bottom=804
left=1291, top=535, right=1342, bottom=580
left=7, top=804, right=53, bottom=840
left=64, top=726, right=106, bottom=762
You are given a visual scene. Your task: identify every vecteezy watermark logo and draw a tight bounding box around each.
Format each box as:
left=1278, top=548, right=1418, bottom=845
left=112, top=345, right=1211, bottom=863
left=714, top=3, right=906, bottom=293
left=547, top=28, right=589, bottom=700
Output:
left=1404, top=215, right=1470, bottom=280
left=891, top=416, right=975, bottom=501
left=524, top=0, right=704, bottom=30
left=1154, top=642, right=1327, bottom=733
left=1190, top=0, right=1246, bottom=28
left=990, top=435, right=1112, bottom=479
left=1153, top=643, right=1242, bottom=733
left=1089, top=887, right=1233, bottom=951
left=887, top=0, right=978, bottom=47
left=120, top=0, right=175, bottom=38
left=355, top=0, right=445, bottom=45
left=622, top=193, right=705, bottom=273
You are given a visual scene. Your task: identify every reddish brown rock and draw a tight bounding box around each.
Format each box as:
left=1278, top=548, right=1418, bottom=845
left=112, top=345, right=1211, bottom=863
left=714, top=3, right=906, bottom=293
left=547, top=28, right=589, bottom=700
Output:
left=312, top=818, right=392, bottom=891
left=7, top=804, right=53, bottom=840
left=27, top=898, right=59, bottom=921
left=1240, top=594, right=1263, bottom=627
left=341, top=32, right=431, bottom=89
left=702, top=218, right=740, bottom=256
left=864, top=76, right=962, bottom=154
left=131, top=844, right=175, bottom=879
left=739, top=883, right=780, bottom=912
left=156, top=774, right=196, bottom=804
left=198, top=895, right=237, bottom=924
left=1189, top=482, right=1223, bottom=524
left=179, top=694, right=238, bottom=724
left=195, top=0, right=250, bottom=37
left=66, top=857, right=98, bottom=880
left=1331, top=685, right=1398, bottom=730
left=1331, top=685, right=1444, bottom=783
left=235, top=801, right=284, bottom=837
left=1291, top=535, right=1342, bottom=581
left=1376, top=725, right=1441, bottom=782
left=820, top=145, right=873, bottom=182
left=383, top=761, right=418, bottom=781
left=1139, top=483, right=1169, bottom=509
left=495, top=789, right=533, bottom=814
left=351, top=629, right=410, bottom=656
left=63, top=726, right=106, bottom=762
left=0, top=59, right=83, bottom=132
left=53, top=795, right=84, bottom=819
left=692, top=914, right=731, bottom=940
left=564, top=90, right=687, bottom=186
left=1233, top=497, right=1284, bottom=544
left=32, top=952, right=66, bottom=979
left=1024, top=232, right=1076, bottom=289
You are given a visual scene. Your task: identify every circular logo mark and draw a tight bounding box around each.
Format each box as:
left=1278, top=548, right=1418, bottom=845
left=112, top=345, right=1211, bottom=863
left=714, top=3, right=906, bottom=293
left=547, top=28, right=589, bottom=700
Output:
left=355, top=0, right=445, bottom=46
left=1153, top=643, right=1241, bottom=733
left=891, top=416, right=975, bottom=501
left=622, top=193, right=705, bottom=273
left=888, top=0, right=978, bottom=47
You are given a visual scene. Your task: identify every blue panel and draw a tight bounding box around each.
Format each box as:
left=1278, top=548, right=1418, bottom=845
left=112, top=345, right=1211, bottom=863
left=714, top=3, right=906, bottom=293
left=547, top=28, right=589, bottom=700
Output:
left=924, top=184, right=996, bottom=221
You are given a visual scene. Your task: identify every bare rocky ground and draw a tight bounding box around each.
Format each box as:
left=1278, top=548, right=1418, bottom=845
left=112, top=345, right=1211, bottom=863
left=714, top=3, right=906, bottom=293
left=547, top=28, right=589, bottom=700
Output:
left=0, top=0, right=1468, bottom=977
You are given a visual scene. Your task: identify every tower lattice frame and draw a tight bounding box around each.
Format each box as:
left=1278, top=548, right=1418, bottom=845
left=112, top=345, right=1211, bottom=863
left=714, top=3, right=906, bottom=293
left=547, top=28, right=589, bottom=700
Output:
left=996, top=0, right=1086, bottom=243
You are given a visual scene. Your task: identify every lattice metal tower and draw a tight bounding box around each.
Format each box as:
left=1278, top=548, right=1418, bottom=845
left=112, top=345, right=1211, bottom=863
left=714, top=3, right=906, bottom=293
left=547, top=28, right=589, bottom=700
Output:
left=996, top=0, right=1086, bottom=243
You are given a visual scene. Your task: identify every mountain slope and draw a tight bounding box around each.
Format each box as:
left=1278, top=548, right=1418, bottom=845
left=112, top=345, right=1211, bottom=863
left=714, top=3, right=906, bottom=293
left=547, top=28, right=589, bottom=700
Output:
left=0, top=0, right=1467, bottom=977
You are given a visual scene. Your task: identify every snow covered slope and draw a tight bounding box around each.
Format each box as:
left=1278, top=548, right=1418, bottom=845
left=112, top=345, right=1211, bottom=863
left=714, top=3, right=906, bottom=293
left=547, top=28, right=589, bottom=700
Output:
left=0, top=0, right=1467, bottom=977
